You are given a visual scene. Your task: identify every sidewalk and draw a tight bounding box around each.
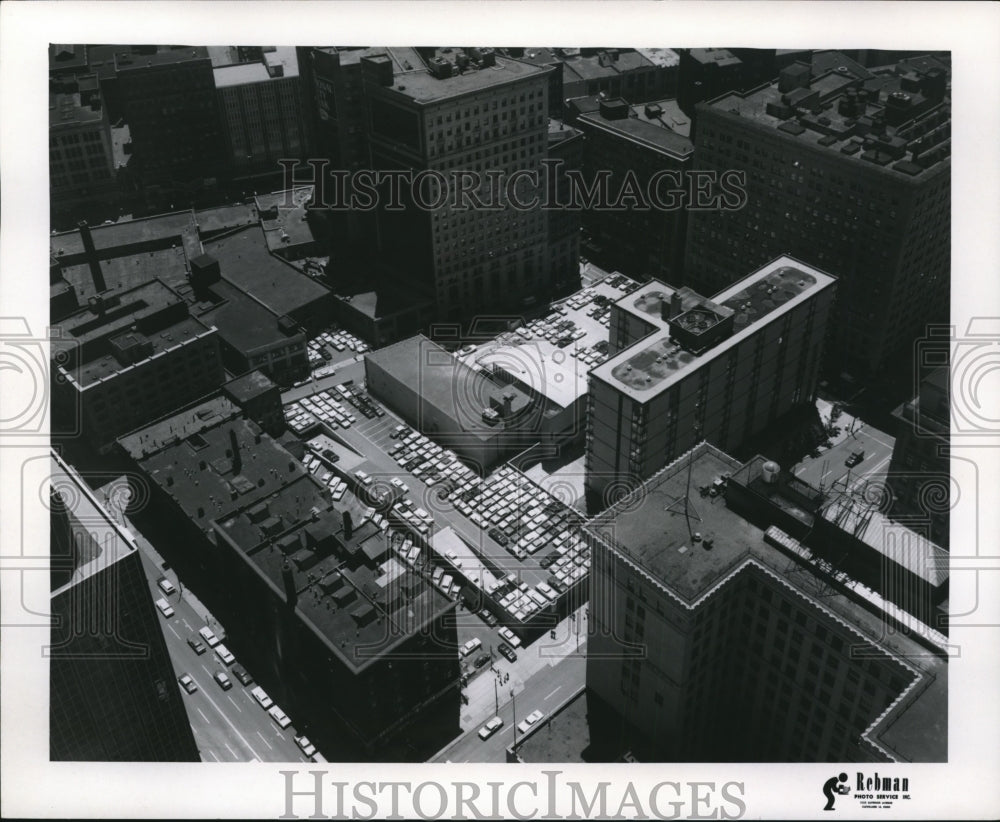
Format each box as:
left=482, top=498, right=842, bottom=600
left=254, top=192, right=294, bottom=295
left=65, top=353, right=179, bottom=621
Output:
left=94, top=478, right=224, bottom=639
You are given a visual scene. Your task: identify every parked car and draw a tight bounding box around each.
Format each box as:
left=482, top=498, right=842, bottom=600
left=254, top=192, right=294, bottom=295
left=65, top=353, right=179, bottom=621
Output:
left=295, top=735, right=317, bottom=757
left=198, top=626, right=220, bottom=647
left=498, top=643, right=517, bottom=663
left=177, top=673, right=197, bottom=694
left=845, top=448, right=865, bottom=468
left=213, top=671, right=233, bottom=691
left=186, top=636, right=207, bottom=655
left=478, top=716, right=504, bottom=740
left=231, top=665, right=253, bottom=686
left=215, top=644, right=236, bottom=667
left=473, top=653, right=491, bottom=669
left=251, top=686, right=273, bottom=709
left=154, top=598, right=174, bottom=618
left=478, top=609, right=498, bottom=627
left=460, top=638, right=483, bottom=657
left=157, top=577, right=176, bottom=596
left=517, top=709, right=544, bottom=734
left=498, top=627, right=521, bottom=648
left=269, top=705, right=292, bottom=729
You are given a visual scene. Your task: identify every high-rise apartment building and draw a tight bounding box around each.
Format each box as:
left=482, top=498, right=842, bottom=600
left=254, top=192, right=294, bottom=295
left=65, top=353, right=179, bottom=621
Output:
left=49, top=452, right=199, bottom=761
left=214, top=47, right=313, bottom=183
left=584, top=255, right=836, bottom=509
left=684, top=55, right=951, bottom=375
left=584, top=442, right=947, bottom=762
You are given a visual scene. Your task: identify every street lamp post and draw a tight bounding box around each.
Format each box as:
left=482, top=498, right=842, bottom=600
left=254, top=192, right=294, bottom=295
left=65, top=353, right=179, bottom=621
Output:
left=511, top=689, right=517, bottom=745
left=494, top=674, right=499, bottom=716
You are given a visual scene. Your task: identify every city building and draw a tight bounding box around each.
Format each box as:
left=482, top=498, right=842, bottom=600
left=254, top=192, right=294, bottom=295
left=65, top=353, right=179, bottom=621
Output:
left=584, top=255, right=837, bottom=509
left=887, top=366, right=950, bottom=549
left=114, top=46, right=225, bottom=196
left=49, top=451, right=200, bottom=761
left=49, top=83, right=118, bottom=213
left=574, top=97, right=694, bottom=281
left=363, top=48, right=565, bottom=318
left=364, top=334, right=547, bottom=470
left=214, top=47, right=313, bottom=184
left=677, top=48, right=745, bottom=118
left=48, top=200, right=332, bottom=387
left=684, top=55, right=951, bottom=376
left=222, top=369, right=285, bottom=436
left=584, top=441, right=948, bottom=762
left=116, top=400, right=461, bottom=758
left=51, top=276, right=224, bottom=454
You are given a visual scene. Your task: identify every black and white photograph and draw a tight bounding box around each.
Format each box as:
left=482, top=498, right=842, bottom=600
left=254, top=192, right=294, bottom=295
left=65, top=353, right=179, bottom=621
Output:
left=1, top=2, right=998, bottom=819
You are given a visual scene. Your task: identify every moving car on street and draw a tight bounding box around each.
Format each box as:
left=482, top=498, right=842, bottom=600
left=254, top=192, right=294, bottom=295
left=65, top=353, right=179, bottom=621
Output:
left=186, top=636, right=206, bottom=655
left=213, top=671, right=233, bottom=691
left=517, top=709, right=544, bottom=734
left=177, top=674, right=197, bottom=694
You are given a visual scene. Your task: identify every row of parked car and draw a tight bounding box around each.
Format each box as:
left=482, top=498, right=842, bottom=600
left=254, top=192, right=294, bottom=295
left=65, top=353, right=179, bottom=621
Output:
left=175, top=618, right=326, bottom=762
left=306, top=329, right=369, bottom=370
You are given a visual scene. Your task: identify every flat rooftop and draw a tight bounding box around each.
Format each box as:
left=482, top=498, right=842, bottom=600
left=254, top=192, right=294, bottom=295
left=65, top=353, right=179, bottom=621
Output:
left=255, top=188, right=319, bottom=252
left=687, top=48, right=742, bottom=68
left=470, top=275, right=634, bottom=409
left=202, top=225, right=331, bottom=316
left=59, top=247, right=189, bottom=303
left=636, top=48, right=680, bottom=69
left=50, top=92, right=103, bottom=127
left=53, top=279, right=215, bottom=387
left=365, top=335, right=531, bottom=441
left=585, top=441, right=947, bottom=761
left=632, top=97, right=691, bottom=138
left=223, top=369, right=277, bottom=403
left=576, top=110, right=693, bottom=160
left=380, top=51, right=549, bottom=105
left=50, top=451, right=137, bottom=596
left=50, top=210, right=201, bottom=263
left=591, top=255, right=836, bottom=401
left=117, top=395, right=241, bottom=458
left=705, top=60, right=951, bottom=176
left=114, top=45, right=210, bottom=72
left=213, top=46, right=300, bottom=87
left=194, top=279, right=301, bottom=353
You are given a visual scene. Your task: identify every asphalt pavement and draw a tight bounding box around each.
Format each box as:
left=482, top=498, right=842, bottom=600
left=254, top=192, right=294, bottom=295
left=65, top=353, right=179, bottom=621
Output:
left=97, top=480, right=313, bottom=764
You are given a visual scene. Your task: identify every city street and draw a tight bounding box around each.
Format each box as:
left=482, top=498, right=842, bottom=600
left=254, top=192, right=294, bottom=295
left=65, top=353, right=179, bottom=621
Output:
left=97, top=481, right=312, bottom=764
left=432, top=648, right=586, bottom=763
left=790, top=399, right=896, bottom=497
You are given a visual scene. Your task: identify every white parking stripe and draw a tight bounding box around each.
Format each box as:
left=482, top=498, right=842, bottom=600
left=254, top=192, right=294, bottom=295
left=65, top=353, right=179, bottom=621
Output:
left=197, top=707, right=210, bottom=724
left=167, top=623, right=180, bottom=640
left=224, top=742, right=238, bottom=759
left=227, top=693, right=242, bottom=713
left=257, top=731, right=274, bottom=750
left=204, top=749, right=218, bottom=762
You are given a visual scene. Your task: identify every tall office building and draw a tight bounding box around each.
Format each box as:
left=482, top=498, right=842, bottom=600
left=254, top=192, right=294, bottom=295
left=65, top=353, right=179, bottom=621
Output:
left=49, top=452, right=199, bottom=761
left=213, top=47, right=313, bottom=184
left=574, top=96, right=693, bottom=281
left=684, top=55, right=951, bottom=375
left=361, top=48, right=562, bottom=317
left=887, top=366, right=950, bottom=549
left=584, top=442, right=947, bottom=762
left=584, top=255, right=836, bottom=509
left=49, top=81, right=118, bottom=212
left=115, top=46, right=224, bottom=194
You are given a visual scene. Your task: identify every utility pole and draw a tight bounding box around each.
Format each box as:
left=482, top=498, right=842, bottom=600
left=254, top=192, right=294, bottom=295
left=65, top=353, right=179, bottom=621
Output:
left=511, top=689, right=517, bottom=745
left=494, top=674, right=499, bottom=716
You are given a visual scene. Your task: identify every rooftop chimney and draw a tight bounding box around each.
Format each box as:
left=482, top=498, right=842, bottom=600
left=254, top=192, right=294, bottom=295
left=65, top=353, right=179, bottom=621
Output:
left=662, top=291, right=684, bottom=322
left=78, top=221, right=108, bottom=294
left=502, top=390, right=514, bottom=418
left=343, top=510, right=353, bottom=541
left=229, top=429, right=242, bottom=474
